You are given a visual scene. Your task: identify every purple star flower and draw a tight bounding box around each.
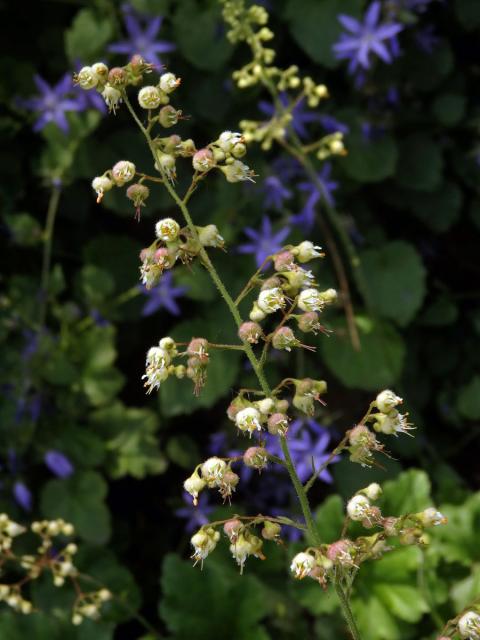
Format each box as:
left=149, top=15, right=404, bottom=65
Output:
left=16, top=73, right=84, bottom=133
left=44, top=450, right=74, bottom=478
left=175, top=491, right=215, bottom=533
left=140, top=271, right=187, bottom=317
left=290, top=163, right=339, bottom=230
left=108, top=5, right=175, bottom=68
left=415, top=25, right=439, bottom=53
left=259, top=93, right=323, bottom=139
left=333, top=2, right=403, bottom=74
left=238, top=216, right=290, bottom=267
left=267, top=419, right=338, bottom=483
left=318, top=114, right=350, bottom=135
left=262, top=175, right=292, bottom=211
left=13, top=481, right=32, bottom=512
left=271, top=156, right=303, bottom=182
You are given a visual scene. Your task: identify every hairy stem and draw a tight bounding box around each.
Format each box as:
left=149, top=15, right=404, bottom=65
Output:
left=335, top=581, right=363, bottom=640
left=123, top=93, right=320, bottom=545
left=39, top=183, right=62, bottom=329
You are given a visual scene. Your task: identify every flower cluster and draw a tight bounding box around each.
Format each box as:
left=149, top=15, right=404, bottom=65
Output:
left=0, top=515, right=111, bottom=623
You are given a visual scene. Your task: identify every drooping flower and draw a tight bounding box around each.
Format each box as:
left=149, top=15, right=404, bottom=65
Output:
left=44, top=450, right=74, bottom=478
left=15, top=74, right=84, bottom=133
left=290, top=163, right=338, bottom=230
left=140, top=272, right=187, bottom=317
left=108, top=5, right=175, bottom=68
left=333, top=2, right=403, bottom=74
left=237, top=216, right=290, bottom=267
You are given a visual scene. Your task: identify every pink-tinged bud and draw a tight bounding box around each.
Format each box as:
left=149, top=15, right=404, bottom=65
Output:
left=187, top=338, right=209, bottom=361
left=127, top=183, right=150, bottom=221
left=223, top=518, right=243, bottom=542
left=192, top=148, right=215, bottom=172
left=243, top=447, right=268, bottom=470
left=140, top=247, right=154, bottom=263
left=274, top=250, right=295, bottom=271
left=326, top=540, right=355, bottom=567
left=260, top=276, right=282, bottom=291
left=219, top=470, right=240, bottom=501
left=362, top=506, right=381, bottom=529
left=227, top=402, right=240, bottom=421
left=129, top=54, right=154, bottom=76
left=159, top=105, right=181, bottom=128
left=267, top=412, right=289, bottom=436
left=238, top=321, right=264, bottom=344
left=272, top=326, right=298, bottom=351
left=275, top=399, right=289, bottom=413
left=295, top=378, right=314, bottom=395
left=298, top=311, right=321, bottom=334
left=163, top=134, right=182, bottom=153
left=349, top=424, right=374, bottom=446
left=112, top=160, right=136, bottom=186
left=108, top=67, right=127, bottom=86
left=382, top=517, right=401, bottom=537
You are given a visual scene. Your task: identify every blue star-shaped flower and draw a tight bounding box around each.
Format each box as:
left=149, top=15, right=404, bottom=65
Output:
left=333, top=2, right=403, bottom=74
left=108, top=5, right=175, bottom=68
left=290, top=163, right=338, bottom=230
left=175, top=492, right=215, bottom=533
left=262, top=175, right=292, bottom=211
left=140, top=271, right=187, bottom=317
left=16, top=73, right=84, bottom=133
left=237, top=216, right=291, bottom=267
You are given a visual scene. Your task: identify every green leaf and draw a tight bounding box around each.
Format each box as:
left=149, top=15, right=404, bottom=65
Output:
left=433, top=493, right=480, bottom=565
left=84, top=235, right=142, bottom=293
left=405, top=41, right=454, bottom=92
left=451, top=565, right=480, bottom=611
left=432, top=93, right=466, bottom=126
left=342, top=132, right=398, bottom=183
left=173, top=0, right=232, bottom=71
left=380, top=469, right=431, bottom=516
left=5, top=212, right=42, bottom=246
left=418, top=296, right=459, bottom=327
left=407, top=182, right=463, bottom=233
left=65, top=9, right=113, bottom=62
left=174, top=265, right=216, bottom=301
left=457, top=376, right=480, bottom=420
left=396, top=134, right=444, bottom=192
left=284, top=0, right=360, bottom=67
left=79, top=265, right=115, bottom=307
left=160, top=554, right=270, bottom=639
left=41, top=471, right=111, bottom=544
left=321, top=317, right=405, bottom=390
left=360, top=241, right=426, bottom=327
left=314, top=495, right=344, bottom=544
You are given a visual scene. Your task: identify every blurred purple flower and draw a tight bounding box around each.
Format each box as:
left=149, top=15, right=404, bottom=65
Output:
left=44, top=450, right=74, bottom=478
left=21, top=330, right=38, bottom=361
left=90, top=309, right=110, bottom=327
left=13, top=481, right=32, bottom=511
left=333, top=2, right=403, bottom=74
left=262, top=176, right=292, bottom=211
left=271, top=156, right=303, bottom=182
left=140, top=272, right=187, bottom=316
left=290, top=163, right=338, bottom=230
left=361, top=121, right=386, bottom=141
left=267, top=419, right=338, bottom=483
left=415, top=25, right=439, bottom=53
left=318, top=114, right=350, bottom=135
left=208, top=431, right=228, bottom=455
left=259, top=93, right=323, bottom=139
left=16, top=73, right=84, bottom=133
left=175, top=491, right=214, bottom=533
left=108, top=5, right=175, bottom=68
left=238, top=216, right=290, bottom=267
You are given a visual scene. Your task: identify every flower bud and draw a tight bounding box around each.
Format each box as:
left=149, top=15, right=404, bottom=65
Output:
left=218, top=131, right=244, bottom=153
left=267, top=412, right=289, bottom=436
left=257, top=287, right=286, bottom=314
left=230, top=532, right=264, bottom=573
left=235, top=407, right=262, bottom=436
left=198, top=224, right=224, bottom=248
left=298, top=288, right=324, bottom=312
left=223, top=518, right=243, bottom=542
left=373, top=410, right=414, bottom=437
left=274, top=250, right=295, bottom=271
left=92, top=62, right=109, bottom=84
left=192, top=148, right=215, bottom=172
left=418, top=508, right=447, bottom=527
left=261, top=520, right=281, bottom=540
left=138, top=85, right=162, bottom=109
left=201, top=457, right=226, bottom=485
left=249, top=302, right=267, bottom=322
left=347, top=495, right=371, bottom=521
left=184, top=472, right=206, bottom=505
left=238, top=321, right=263, bottom=344
left=159, top=72, right=181, bottom=93
left=243, top=447, right=268, bottom=470
left=290, top=552, right=315, bottom=579
left=297, top=311, right=321, bottom=334
left=326, top=539, right=355, bottom=567
left=112, top=160, right=136, bottom=186
left=190, top=527, right=220, bottom=565
left=272, top=326, right=299, bottom=351
left=363, top=483, right=382, bottom=501
left=458, top=611, right=480, bottom=639
left=232, top=142, right=247, bottom=158
left=108, top=67, right=127, bottom=87
left=220, top=160, right=255, bottom=183
left=375, top=390, right=403, bottom=414
left=187, top=338, right=209, bottom=360
left=159, top=105, right=181, bottom=128
left=91, top=176, right=114, bottom=203
left=76, top=66, right=97, bottom=90
left=292, top=241, right=324, bottom=263
left=127, top=183, right=150, bottom=219
left=155, top=217, right=180, bottom=242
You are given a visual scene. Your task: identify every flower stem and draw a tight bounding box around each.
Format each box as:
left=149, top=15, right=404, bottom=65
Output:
left=39, top=183, right=62, bottom=329
left=123, top=92, right=321, bottom=546
left=335, top=581, right=362, bottom=640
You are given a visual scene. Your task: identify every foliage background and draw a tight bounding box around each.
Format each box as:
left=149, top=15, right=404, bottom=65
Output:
left=1, top=0, right=480, bottom=638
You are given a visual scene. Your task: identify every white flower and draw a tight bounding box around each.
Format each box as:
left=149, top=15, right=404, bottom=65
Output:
left=290, top=552, right=315, bottom=579
left=298, top=288, right=323, bottom=312
left=364, top=483, right=382, bottom=501
left=221, top=160, right=255, bottom=183
left=138, top=86, right=162, bottom=109
left=102, top=84, right=122, bottom=113
left=458, top=611, right=480, bottom=639
left=190, top=528, right=220, bottom=565
left=257, top=287, right=286, bottom=314
left=198, top=224, right=224, bottom=248
left=91, top=176, right=113, bottom=202
left=76, top=66, right=98, bottom=90
left=420, top=508, right=447, bottom=527
left=142, top=347, right=170, bottom=394
left=375, top=390, right=403, bottom=414
left=294, top=241, right=324, bottom=263
left=159, top=72, right=180, bottom=94
left=235, top=407, right=262, bottom=436
left=230, top=533, right=263, bottom=574
left=184, top=473, right=206, bottom=505
left=249, top=302, right=267, bottom=322
left=255, top=398, right=275, bottom=415
left=218, top=131, right=244, bottom=152
left=347, top=495, right=371, bottom=521
left=92, top=62, right=109, bottom=82
left=373, top=410, right=415, bottom=437
left=155, top=217, right=180, bottom=242
left=201, top=457, right=227, bottom=485
left=159, top=336, right=177, bottom=353
left=112, top=160, right=136, bottom=186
